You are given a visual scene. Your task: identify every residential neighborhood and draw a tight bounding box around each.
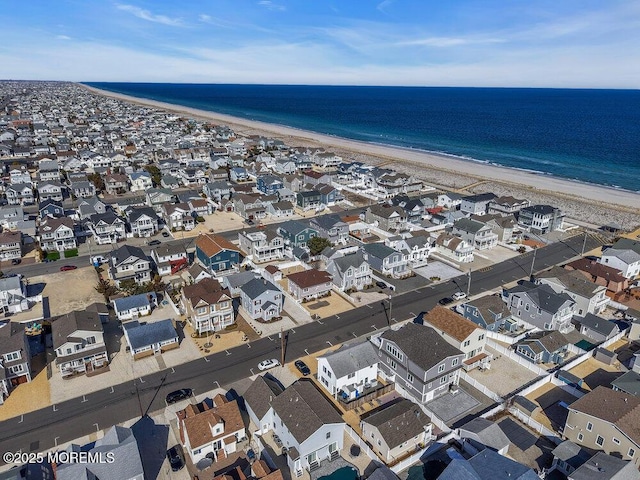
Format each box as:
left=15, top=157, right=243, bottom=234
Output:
left=0, top=81, right=639, bottom=480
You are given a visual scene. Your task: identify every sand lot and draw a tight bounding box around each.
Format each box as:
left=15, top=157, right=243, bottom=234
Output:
left=30, top=266, right=105, bottom=317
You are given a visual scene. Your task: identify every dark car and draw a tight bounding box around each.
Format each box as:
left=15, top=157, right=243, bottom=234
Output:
left=438, top=297, right=454, bottom=306
left=165, top=388, right=192, bottom=404
left=166, top=445, right=185, bottom=471
left=148, top=239, right=162, bottom=246
left=60, top=265, right=77, bottom=271
left=376, top=281, right=388, bottom=289
left=11, top=258, right=21, bottom=265
left=162, top=231, right=171, bottom=237
left=245, top=219, right=254, bottom=225
left=295, top=360, right=311, bottom=376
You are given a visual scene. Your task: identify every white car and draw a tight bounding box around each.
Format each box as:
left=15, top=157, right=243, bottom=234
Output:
left=452, top=292, right=467, bottom=301
left=258, top=359, right=280, bottom=371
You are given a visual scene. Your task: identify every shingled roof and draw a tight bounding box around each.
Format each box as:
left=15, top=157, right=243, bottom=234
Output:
left=362, top=399, right=430, bottom=450
left=196, top=233, right=240, bottom=257
left=423, top=306, right=480, bottom=342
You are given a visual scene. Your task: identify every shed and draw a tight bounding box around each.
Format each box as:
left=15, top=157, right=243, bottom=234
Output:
left=594, top=347, right=617, bottom=365
left=556, top=370, right=583, bottom=388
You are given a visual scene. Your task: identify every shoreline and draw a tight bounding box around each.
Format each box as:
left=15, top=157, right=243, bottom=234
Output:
left=80, top=84, right=640, bottom=223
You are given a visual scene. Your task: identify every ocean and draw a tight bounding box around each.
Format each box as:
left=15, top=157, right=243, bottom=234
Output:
left=85, top=83, right=640, bottom=193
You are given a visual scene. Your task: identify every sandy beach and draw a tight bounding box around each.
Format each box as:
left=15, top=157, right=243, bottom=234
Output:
left=82, top=85, right=640, bottom=228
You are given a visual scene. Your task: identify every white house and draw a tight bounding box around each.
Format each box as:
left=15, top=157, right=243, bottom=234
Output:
left=599, top=238, right=640, bottom=279
left=39, top=217, right=76, bottom=252
left=128, top=171, right=153, bottom=192
left=112, top=292, right=157, bottom=321
left=317, top=341, right=380, bottom=401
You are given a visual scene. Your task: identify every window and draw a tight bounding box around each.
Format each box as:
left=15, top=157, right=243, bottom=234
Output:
left=629, top=448, right=635, bottom=458
left=525, top=304, right=530, bottom=311
left=596, top=435, right=604, bottom=447
left=386, top=344, right=404, bottom=361
left=452, top=358, right=459, bottom=367
left=438, top=364, right=445, bottom=373
left=586, top=422, right=593, bottom=432
left=347, top=373, right=355, bottom=379
left=407, top=373, right=414, bottom=383
left=478, top=334, right=484, bottom=341
left=390, top=360, right=397, bottom=370
left=613, top=438, right=620, bottom=445
left=463, top=340, right=470, bottom=348
left=326, top=432, right=331, bottom=439
left=577, top=433, right=584, bottom=441
left=440, top=376, right=447, bottom=385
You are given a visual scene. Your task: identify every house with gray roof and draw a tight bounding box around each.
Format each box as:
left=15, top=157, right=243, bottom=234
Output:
left=518, top=204, right=564, bottom=234
left=459, top=192, right=497, bottom=215
left=238, top=277, right=283, bottom=321
left=125, top=206, right=159, bottom=238
left=77, top=196, right=107, bottom=219
left=243, top=374, right=285, bottom=434
left=52, top=310, right=108, bottom=378
left=550, top=440, right=593, bottom=478
left=122, top=319, right=178, bottom=360
left=112, top=292, right=157, bottom=321
left=0, top=321, right=31, bottom=404
left=386, top=233, right=433, bottom=268
left=461, top=294, right=516, bottom=332
left=310, top=214, right=349, bottom=245
left=458, top=417, right=510, bottom=456
left=89, top=211, right=126, bottom=244
left=599, top=238, right=640, bottom=279
left=437, top=448, right=538, bottom=480
left=361, top=399, right=432, bottom=464
left=277, top=219, right=318, bottom=249
left=568, top=451, right=640, bottom=480
left=515, top=330, right=571, bottom=364
left=56, top=425, right=144, bottom=480
left=317, top=341, right=380, bottom=401
left=373, top=322, right=465, bottom=403
left=108, top=245, right=152, bottom=287
left=270, top=380, right=346, bottom=476
left=452, top=217, right=498, bottom=250
left=362, top=243, right=410, bottom=279
left=364, top=204, right=407, bottom=233
left=325, top=251, right=373, bottom=292
left=611, top=371, right=640, bottom=397
left=536, top=266, right=609, bottom=317
left=503, top=281, right=576, bottom=332
left=572, top=313, right=620, bottom=343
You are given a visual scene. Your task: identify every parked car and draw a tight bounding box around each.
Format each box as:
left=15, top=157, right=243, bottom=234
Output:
left=165, top=388, right=192, bottom=404
left=162, top=231, right=170, bottom=237
left=11, top=258, right=21, bottom=265
left=294, top=360, right=311, bottom=376
left=148, top=239, right=161, bottom=246
left=376, top=281, right=388, bottom=289
left=166, top=445, right=185, bottom=471
left=90, top=255, right=106, bottom=266
left=438, top=297, right=454, bottom=306
left=452, top=292, right=467, bottom=301
left=60, top=265, right=77, bottom=271
left=258, top=359, right=280, bottom=371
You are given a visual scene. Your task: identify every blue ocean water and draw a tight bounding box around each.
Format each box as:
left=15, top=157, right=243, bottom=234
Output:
left=86, top=83, right=640, bottom=193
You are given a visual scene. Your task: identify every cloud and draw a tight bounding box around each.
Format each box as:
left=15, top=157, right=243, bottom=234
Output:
left=116, top=4, right=184, bottom=27
left=56, top=35, right=72, bottom=41
left=397, top=36, right=505, bottom=47
left=377, top=0, right=395, bottom=13
left=258, top=1, right=285, bottom=12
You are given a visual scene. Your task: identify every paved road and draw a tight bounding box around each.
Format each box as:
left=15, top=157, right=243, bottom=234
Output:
left=0, top=233, right=602, bottom=459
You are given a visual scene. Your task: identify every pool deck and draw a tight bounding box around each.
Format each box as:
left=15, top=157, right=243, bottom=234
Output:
left=312, top=459, right=359, bottom=480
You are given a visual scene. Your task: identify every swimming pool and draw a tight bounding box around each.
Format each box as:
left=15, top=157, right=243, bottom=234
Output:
left=319, top=466, right=359, bottom=480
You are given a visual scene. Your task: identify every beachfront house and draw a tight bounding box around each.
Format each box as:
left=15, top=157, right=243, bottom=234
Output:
left=518, top=204, right=564, bottom=234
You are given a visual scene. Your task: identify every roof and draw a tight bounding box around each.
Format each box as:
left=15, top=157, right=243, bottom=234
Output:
left=423, top=307, right=480, bottom=342
left=537, top=266, right=603, bottom=298
left=51, top=310, right=103, bottom=350
left=611, top=371, right=640, bottom=397
left=551, top=441, right=592, bottom=470
left=467, top=448, right=538, bottom=480
left=520, top=204, right=559, bottom=215
left=243, top=375, right=285, bottom=420
left=462, top=192, right=497, bottom=203
left=362, top=399, right=430, bottom=449
left=575, top=313, right=619, bottom=337
left=318, top=341, right=379, bottom=378
left=182, top=278, right=230, bottom=306
left=271, top=380, right=344, bottom=443
left=123, top=319, right=177, bottom=350
left=362, top=242, right=398, bottom=259
left=506, top=281, right=574, bottom=314
left=287, top=269, right=332, bottom=289
left=569, top=386, right=640, bottom=445
left=331, top=251, right=368, bottom=273
left=224, top=271, right=261, bottom=288
left=565, top=258, right=627, bottom=284
left=454, top=217, right=489, bottom=234
left=380, top=323, right=463, bottom=372
left=517, top=330, right=569, bottom=354
left=112, top=292, right=154, bottom=313
left=570, top=451, right=639, bottom=480
left=196, top=233, right=241, bottom=257
left=458, top=417, right=510, bottom=453
left=240, top=277, right=280, bottom=300
left=181, top=399, right=244, bottom=450
left=278, top=219, right=314, bottom=236
left=465, top=295, right=511, bottom=325
left=110, top=244, right=147, bottom=266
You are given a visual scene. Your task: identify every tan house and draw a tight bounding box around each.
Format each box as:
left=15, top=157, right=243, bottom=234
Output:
left=178, top=395, right=246, bottom=464
left=564, top=386, right=640, bottom=466
left=181, top=278, right=234, bottom=335
left=287, top=268, right=333, bottom=302
left=421, top=307, right=489, bottom=371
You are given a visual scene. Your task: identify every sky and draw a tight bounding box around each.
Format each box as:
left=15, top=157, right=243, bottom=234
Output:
left=1, top=0, right=639, bottom=88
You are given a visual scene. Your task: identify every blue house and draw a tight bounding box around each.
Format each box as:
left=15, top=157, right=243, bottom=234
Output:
left=39, top=199, right=64, bottom=219
left=256, top=174, right=284, bottom=195
left=195, top=233, right=242, bottom=272
left=230, top=167, right=249, bottom=182
left=316, top=183, right=341, bottom=205
left=296, top=190, right=322, bottom=210
left=277, top=220, right=318, bottom=248
left=461, top=294, right=515, bottom=332
left=515, top=330, right=571, bottom=364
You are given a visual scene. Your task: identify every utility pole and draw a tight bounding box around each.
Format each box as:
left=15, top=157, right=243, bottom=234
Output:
left=280, top=327, right=285, bottom=365
left=529, top=246, right=538, bottom=280
left=388, top=295, right=392, bottom=327
left=581, top=230, right=588, bottom=256
left=466, top=268, right=472, bottom=297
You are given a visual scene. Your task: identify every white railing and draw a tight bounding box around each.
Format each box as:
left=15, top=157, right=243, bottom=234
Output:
left=600, top=329, right=627, bottom=349
left=549, top=376, right=585, bottom=399
left=485, top=329, right=531, bottom=345
left=487, top=341, right=549, bottom=376
left=459, top=371, right=503, bottom=403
